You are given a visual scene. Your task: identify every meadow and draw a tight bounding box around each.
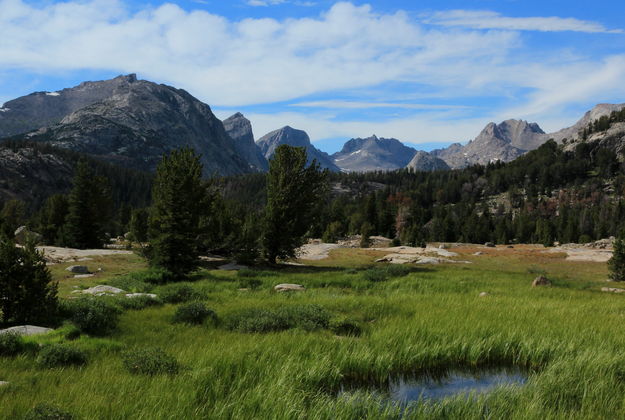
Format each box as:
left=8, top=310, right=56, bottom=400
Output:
left=1, top=245, right=623, bottom=419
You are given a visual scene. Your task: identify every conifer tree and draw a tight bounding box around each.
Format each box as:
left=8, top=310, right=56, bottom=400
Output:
left=609, top=234, right=625, bottom=282
left=148, top=148, right=209, bottom=279
left=262, top=145, right=327, bottom=264
left=0, top=236, right=57, bottom=324
left=62, top=160, right=112, bottom=249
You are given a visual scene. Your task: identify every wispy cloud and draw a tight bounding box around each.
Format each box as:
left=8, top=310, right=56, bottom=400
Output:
left=425, top=10, right=623, bottom=34
left=291, top=100, right=471, bottom=110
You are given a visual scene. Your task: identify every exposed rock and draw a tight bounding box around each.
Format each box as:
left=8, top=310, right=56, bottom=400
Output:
left=479, top=292, right=490, bottom=297
left=218, top=262, right=248, bottom=271
left=485, top=242, right=496, bottom=248
left=81, top=285, right=125, bottom=296
left=332, top=135, right=418, bottom=172
left=73, top=274, right=95, bottom=279
left=66, top=265, right=89, bottom=274
left=274, top=283, right=306, bottom=292
left=473, top=252, right=484, bottom=256
left=550, top=103, right=625, bottom=142
left=532, top=276, right=551, bottom=287
left=223, top=113, right=268, bottom=172
left=257, top=126, right=339, bottom=171
left=14, top=226, right=42, bottom=245
left=601, top=287, right=625, bottom=294
left=125, top=293, right=158, bottom=299
left=8, top=74, right=252, bottom=177
left=405, top=151, right=450, bottom=172
left=0, top=381, right=8, bottom=388
left=0, top=325, right=53, bottom=336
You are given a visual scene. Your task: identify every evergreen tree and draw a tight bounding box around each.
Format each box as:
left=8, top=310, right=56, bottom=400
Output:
left=0, top=236, right=57, bottom=325
left=62, top=161, right=112, bottom=249
left=609, top=234, right=625, bottom=282
left=37, top=194, right=69, bottom=245
left=129, top=208, right=149, bottom=243
left=262, top=145, right=327, bottom=264
left=148, top=148, right=209, bottom=279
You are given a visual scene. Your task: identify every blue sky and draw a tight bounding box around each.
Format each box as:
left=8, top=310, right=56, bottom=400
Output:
left=1, top=0, right=624, bottom=153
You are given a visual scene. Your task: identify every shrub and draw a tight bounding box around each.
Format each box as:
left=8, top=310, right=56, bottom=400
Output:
left=330, top=318, right=362, bottom=337
left=172, top=302, right=216, bottom=325
left=224, top=305, right=331, bottom=333
left=61, top=298, right=121, bottom=335
left=224, top=308, right=289, bottom=333
left=37, top=344, right=87, bottom=368
left=122, top=347, right=180, bottom=375
left=105, top=272, right=157, bottom=293
left=237, top=269, right=272, bottom=278
left=238, top=277, right=262, bottom=290
left=281, top=304, right=331, bottom=331
left=383, top=264, right=411, bottom=278
left=362, top=268, right=387, bottom=282
left=0, top=332, right=25, bottom=356
left=63, top=325, right=81, bottom=341
left=24, top=403, right=74, bottom=420
left=116, top=295, right=163, bottom=310
left=157, top=284, right=203, bottom=304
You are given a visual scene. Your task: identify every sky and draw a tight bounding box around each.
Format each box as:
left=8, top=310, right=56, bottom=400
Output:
left=1, top=0, right=624, bottom=154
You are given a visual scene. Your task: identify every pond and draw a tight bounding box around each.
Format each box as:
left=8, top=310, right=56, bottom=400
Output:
left=340, top=367, right=528, bottom=404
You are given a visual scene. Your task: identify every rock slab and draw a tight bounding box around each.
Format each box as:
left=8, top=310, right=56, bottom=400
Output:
left=0, top=325, right=53, bottom=336
left=274, top=284, right=306, bottom=292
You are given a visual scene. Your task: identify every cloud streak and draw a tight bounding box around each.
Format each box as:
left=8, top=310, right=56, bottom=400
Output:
left=425, top=10, right=623, bottom=34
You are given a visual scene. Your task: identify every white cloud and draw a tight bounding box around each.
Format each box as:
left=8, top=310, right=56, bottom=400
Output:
left=291, top=100, right=471, bottom=110
left=0, top=0, right=623, bottom=144
left=425, top=10, right=623, bottom=33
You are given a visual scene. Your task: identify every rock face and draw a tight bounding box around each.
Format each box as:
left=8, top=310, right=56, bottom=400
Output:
left=0, top=75, right=140, bottom=138
left=257, top=126, right=339, bottom=171
left=405, top=151, right=450, bottom=172
left=274, top=283, right=306, bottom=292
left=432, top=120, right=547, bottom=169
left=332, top=135, right=417, bottom=172
left=223, top=113, right=268, bottom=172
left=550, top=103, right=625, bottom=142
left=14, top=226, right=43, bottom=245
left=2, top=74, right=252, bottom=177
left=80, top=285, right=125, bottom=296
left=0, top=146, right=74, bottom=204
left=0, top=325, right=53, bottom=336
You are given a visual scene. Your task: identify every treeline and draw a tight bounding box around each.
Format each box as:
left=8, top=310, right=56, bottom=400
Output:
left=222, top=139, right=625, bottom=246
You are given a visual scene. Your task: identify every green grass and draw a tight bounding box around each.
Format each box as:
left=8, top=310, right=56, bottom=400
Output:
left=1, top=249, right=623, bottom=419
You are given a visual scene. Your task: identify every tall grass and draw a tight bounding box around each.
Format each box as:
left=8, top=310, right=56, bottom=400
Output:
left=0, top=253, right=622, bottom=419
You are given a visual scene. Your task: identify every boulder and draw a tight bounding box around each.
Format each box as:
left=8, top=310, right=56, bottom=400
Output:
left=0, top=325, right=53, bottom=336
left=479, top=292, right=490, bottom=297
left=0, top=381, right=8, bottom=388
left=601, top=287, right=625, bottom=294
left=74, top=274, right=95, bottom=279
left=14, top=226, right=42, bottom=245
left=473, top=252, right=483, bottom=256
left=485, top=242, right=496, bottom=248
left=532, top=276, right=551, bottom=287
left=125, top=293, right=158, bottom=299
left=66, top=265, right=89, bottom=274
left=218, top=263, right=248, bottom=271
left=82, top=285, right=125, bottom=296
left=274, top=284, right=306, bottom=292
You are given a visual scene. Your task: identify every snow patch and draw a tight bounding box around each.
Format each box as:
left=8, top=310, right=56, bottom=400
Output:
left=45, top=92, right=60, bottom=96
left=0, top=107, right=9, bottom=112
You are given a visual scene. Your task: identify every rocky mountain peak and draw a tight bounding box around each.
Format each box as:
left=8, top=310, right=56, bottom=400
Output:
left=405, top=151, right=450, bottom=172
left=223, top=113, right=268, bottom=172
left=332, top=135, right=417, bottom=172
left=256, top=126, right=339, bottom=171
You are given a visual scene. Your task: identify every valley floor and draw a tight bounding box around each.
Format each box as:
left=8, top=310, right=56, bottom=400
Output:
left=1, top=244, right=623, bottom=419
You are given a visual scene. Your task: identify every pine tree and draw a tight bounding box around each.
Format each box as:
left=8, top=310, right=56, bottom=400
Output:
left=262, top=145, right=327, bottom=264
left=0, top=236, right=58, bottom=325
left=63, top=161, right=112, bottom=249
left=129, top=208, right=149, bottom=243
left=609, top=235, right=625, bottom=282
left=148, top=148, right=209, bottom=279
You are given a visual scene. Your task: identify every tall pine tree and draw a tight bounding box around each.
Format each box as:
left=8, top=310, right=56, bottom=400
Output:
left=262, top=145, right=327, bottom=264
left=148, top=148, right=209, bottom=279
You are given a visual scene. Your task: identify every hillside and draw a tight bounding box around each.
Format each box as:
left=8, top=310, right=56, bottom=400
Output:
left=1, top=75, right=252, bottom=177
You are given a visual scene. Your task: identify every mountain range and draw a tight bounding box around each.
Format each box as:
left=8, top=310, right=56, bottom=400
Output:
left=0, top=74, right=623, bottom=177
